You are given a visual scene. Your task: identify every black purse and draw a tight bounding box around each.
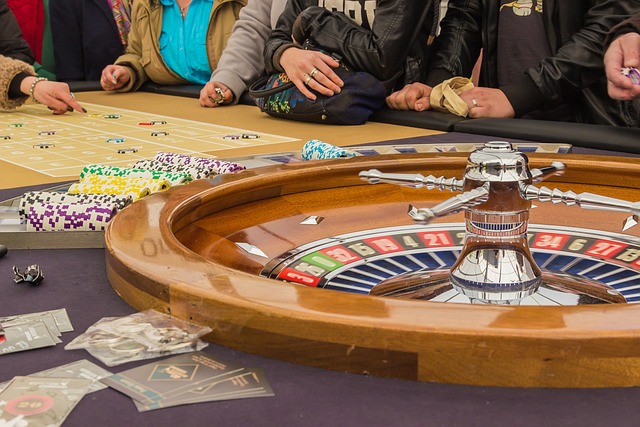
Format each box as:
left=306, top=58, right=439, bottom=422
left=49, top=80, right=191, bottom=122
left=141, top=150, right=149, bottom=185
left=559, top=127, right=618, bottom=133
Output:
left=249, top=47, right=387, bottom=125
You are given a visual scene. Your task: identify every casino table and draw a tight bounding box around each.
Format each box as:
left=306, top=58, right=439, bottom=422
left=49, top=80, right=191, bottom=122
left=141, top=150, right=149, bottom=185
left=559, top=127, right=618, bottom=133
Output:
left=3, top=89, right=640, bottom=426
left=0, top=91, right=439, bottom=189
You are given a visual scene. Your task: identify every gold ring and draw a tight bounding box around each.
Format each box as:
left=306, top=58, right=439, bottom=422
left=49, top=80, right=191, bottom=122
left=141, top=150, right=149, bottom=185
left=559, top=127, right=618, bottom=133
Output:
left=304, top=75, right=312, bottom=85
left=309, top=68, right=319, bottom=78
left=471, top=98, right=478, bottom=107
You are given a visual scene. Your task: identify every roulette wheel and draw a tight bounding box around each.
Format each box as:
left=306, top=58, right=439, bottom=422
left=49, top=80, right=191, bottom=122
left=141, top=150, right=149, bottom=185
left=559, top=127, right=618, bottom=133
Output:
left=105, top=142, right=640, bottom=388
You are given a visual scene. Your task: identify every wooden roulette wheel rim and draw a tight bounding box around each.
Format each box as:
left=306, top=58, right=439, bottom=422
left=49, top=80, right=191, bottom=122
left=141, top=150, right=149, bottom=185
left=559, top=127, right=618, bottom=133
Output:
left=105, top=152, right=640, bottom=388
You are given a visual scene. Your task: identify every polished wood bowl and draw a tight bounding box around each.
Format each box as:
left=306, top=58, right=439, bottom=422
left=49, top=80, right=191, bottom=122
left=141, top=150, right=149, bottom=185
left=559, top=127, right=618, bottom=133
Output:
left=105, top=152, right=640, bottom=388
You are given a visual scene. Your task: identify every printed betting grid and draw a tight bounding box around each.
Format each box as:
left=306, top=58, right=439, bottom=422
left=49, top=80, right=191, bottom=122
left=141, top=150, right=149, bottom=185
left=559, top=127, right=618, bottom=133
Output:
left=0, top=103, right=299, bottom=178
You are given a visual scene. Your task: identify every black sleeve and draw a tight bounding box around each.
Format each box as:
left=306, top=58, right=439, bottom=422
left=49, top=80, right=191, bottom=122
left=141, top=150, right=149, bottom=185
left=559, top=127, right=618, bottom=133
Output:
left=263, top=0, right=306, bottom=74
left=264, top=0, right=436, bottom=81
left=523, top=0, right=640, bottom=110
left=605, top=13, right=640, bottom=48
left=424, top=0, right=483, bottom=87
left=0, top=0, right=35, bottom=64
left=8, top=72, right=30, bottom=99
left=50, top=0, right=86, bottom=81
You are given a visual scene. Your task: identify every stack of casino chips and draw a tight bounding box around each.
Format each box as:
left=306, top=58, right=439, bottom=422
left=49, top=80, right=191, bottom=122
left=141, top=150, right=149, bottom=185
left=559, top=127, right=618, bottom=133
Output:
left=132, top=159, right=212, bottom=180
left=79, top=164, right=192, bottom=185
left=19, top=152, right=246, bottom=232
left=19, top=192, right=132, bottom=219
left=25, top=202, right=118, bottom=231
left=301, top=140, right=357, bottom=160
left=153, top=152, right=246, bottom=175
left=19, top=192, right=127, bottom=232
left=68, top=175, right=171, bottom=200
left=132, top=153, right=246, bottom=180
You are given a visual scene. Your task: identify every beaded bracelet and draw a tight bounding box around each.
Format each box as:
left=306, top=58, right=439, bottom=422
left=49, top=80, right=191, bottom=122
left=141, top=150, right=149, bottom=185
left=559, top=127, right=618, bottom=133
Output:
left=28, top=77, right=48, bottom=103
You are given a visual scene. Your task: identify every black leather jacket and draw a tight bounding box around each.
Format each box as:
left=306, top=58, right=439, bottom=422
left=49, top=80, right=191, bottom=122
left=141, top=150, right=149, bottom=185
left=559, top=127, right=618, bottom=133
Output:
left=426, top=0, right=640, bottom=126
left=264, top=0, right=438, bottom=90
left=606, top=13, right=640, bottom=46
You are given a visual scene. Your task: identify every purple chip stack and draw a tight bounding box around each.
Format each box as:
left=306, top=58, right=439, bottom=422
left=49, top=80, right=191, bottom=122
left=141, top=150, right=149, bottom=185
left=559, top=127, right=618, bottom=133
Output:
left=154, top=152, right=246, bottom=175
left=19, top=191, right=132, bottom=220
left=26, top=202, right=118, bottom=232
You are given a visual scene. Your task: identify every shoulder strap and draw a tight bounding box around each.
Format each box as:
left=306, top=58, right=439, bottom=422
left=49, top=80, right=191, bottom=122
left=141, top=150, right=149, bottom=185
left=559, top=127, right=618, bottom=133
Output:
left=248, top=75, right=295, bottom=98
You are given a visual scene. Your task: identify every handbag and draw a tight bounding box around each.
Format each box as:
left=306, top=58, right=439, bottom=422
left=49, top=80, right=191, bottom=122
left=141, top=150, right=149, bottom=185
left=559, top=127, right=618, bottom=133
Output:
left=249, top=46, right=387, bottom=125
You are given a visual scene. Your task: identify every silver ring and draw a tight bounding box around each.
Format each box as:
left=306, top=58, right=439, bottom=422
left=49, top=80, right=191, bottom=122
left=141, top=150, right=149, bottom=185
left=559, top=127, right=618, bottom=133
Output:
left=208, top=87, right=225, bottom=104
left=471, top=98, right=478, bottom=107
left=304, top=74, right=312, bottom=85
left=309, top=67, right=319, bottom=78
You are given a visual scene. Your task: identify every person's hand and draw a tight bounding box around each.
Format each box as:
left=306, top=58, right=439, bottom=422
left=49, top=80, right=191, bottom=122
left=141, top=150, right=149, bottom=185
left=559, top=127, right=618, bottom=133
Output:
left=604, top=32, right=640, bottom=100
left=279, top=47, right=343, bottom=100
left=459, top=87, right=515, bottom=118
left=20, top=77, right=85, bottom=114
left=100, top=65, right=131, bottom=91
left=199, top=82, right=233, bottom=107
left=385, top=83, right=432, bottom=111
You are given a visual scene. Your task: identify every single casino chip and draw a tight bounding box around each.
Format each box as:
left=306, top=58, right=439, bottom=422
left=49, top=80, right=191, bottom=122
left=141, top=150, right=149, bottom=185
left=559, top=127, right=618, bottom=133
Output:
left=242, top=134, right=260, bottom=139
left=150, top=120, right=167, bottom=124
left=0, top=135, right=10, bottom=139
left=39, top=130, right=56, bottom=135
left=151, top=131, right=169, bottom=136
left=9, top=123, right=25, bottom=127
left=106, top=137, right=125, bottom=143
left=33, top=143, right=55, bottom=149
left=104, top=114, right=122, bottom=119
left=117, top=148, right=138, bottom=154
left=622, top=67, right=640, bottom=85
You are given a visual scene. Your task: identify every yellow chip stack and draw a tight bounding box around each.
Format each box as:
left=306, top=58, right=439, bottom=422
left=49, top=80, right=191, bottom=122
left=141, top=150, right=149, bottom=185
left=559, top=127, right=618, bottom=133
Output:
left=67, top=182, right=151, bottom=201
left=68, top=175, right=170, bottom=200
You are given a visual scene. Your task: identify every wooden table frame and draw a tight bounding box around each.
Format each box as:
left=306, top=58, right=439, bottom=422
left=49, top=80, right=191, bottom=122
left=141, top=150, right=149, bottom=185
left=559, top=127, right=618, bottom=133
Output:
left=106, top=152, right=640, bottom=388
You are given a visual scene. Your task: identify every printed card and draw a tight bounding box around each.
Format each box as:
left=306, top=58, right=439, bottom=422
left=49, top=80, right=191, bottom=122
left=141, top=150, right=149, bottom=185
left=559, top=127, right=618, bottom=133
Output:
left=0, top=321, right=57, bottom=355
left=101, top=352, right=266, bottom=405
left=133, top=367, right=274, bottom=411
left=0, top=359, right=113, bottom=393
left=0, top=376, right=91, bottom=427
